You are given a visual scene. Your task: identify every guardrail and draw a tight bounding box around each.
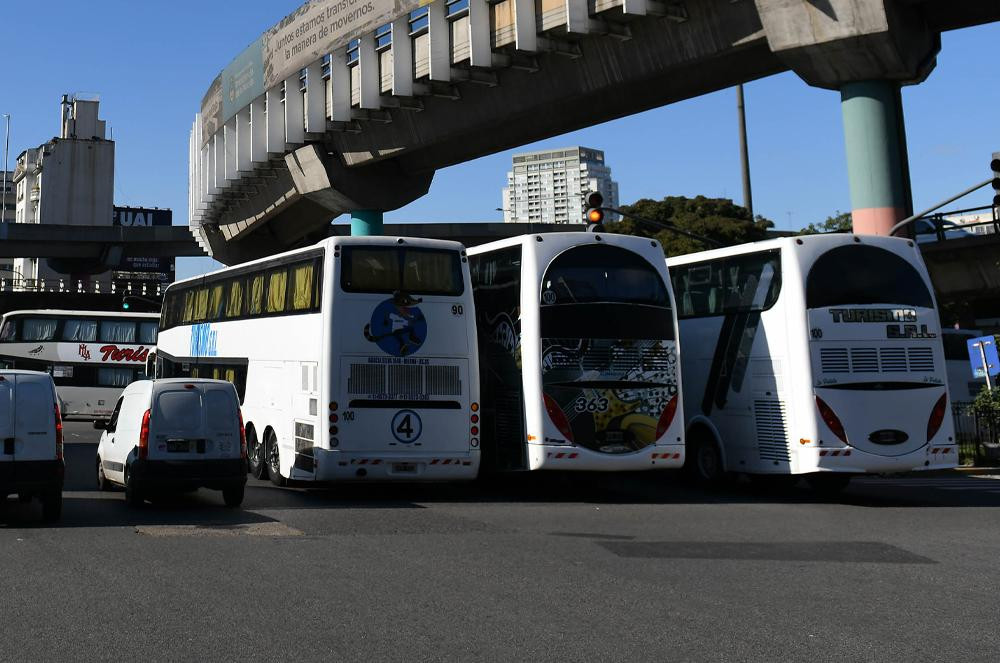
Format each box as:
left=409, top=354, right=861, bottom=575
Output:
left=915, top=204, right=999, bottom=243
left=0, top=278, right=166, bottom=297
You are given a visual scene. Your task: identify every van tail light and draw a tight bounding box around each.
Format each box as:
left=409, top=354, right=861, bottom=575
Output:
left=927, top=393, right=948, bottom=442
left=815, top=396, right=848, bottom=444
left=138, top=409, right=151, bottom=460
left=54, top=403, right=64, bottom=461
left=238, top=409, right=247, bottom=460
left=655, top=395, right=679, bottom=440
left=543, top=394, right=574, bottom=443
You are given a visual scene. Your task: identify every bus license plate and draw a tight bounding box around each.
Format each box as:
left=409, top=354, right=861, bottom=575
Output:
left=167, top=440, right=191, bottom=453
left=393, top=462, right=417, bottom=473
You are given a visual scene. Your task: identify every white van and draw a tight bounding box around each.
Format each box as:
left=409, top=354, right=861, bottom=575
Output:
left=0, top=370, right=64, bottom=521
left=95, top=379, right=247, bottom=507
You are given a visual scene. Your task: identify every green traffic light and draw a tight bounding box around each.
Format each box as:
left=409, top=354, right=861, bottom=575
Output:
left=122, top=301, right=130, bottom=310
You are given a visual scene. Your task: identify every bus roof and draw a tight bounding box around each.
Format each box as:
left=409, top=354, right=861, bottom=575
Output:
left=665, top=233, right=917, bottom=267
left=1, top=309, right=160, bottom=319
left=466, top=231, right=662, bottom=255
left=165, top=235, right=468, bottom=291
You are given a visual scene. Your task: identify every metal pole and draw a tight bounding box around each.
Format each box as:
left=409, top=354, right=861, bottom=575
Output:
left=889, top=177, right=993, bottom=236
left=977, top=341, right=994, bottom=392
left=736, top=85, right=753, bottom=217
left=2, top=114, right=9, bottom=224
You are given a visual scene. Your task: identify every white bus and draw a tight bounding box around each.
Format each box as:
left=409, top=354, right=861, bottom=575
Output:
left=467, top=232, right=684, bottom=472
left=154, top=236, right=480, bottom=485
left=0, top=310, right=159, bottom=420
left=667, top=234, right=956, bottom=491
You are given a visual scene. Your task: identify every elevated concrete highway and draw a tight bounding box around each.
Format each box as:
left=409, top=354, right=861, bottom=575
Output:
left=191, top=0, right=1000, bottom=264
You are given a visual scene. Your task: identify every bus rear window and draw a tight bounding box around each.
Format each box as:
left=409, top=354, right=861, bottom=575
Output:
left=806, top=245, right=933, bottom=309
left=341, top=246, right=464, bottom=296
left=541, top=244, right=670, bottom=307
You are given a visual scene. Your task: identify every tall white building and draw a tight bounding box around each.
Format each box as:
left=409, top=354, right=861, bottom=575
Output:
left=12, top=95, right=115, bottom=283
left=502, top=147, right=620, bottom=224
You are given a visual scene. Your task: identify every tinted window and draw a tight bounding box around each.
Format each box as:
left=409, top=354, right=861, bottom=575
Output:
left=23, top=318, right=58, bottom=341
left=138, top=322, right=158, bottom=345
left=942, top=333, right=979, bottom=361
left=156, top=390, right=201, bottom=433
left=0, top=320, right=15, bottom=341
left=806, top=245, right=933, bottom=309
left=62, top=319, right=98, bottom=342
left=100, top=321, right=137, bottom=343
left=98, top=367, right=134, bottom=387
left=541, top=245, right=670, bottom=308
left=671, top=250, right=781, bottom=319
left=342, top=246, right=464, bottom=296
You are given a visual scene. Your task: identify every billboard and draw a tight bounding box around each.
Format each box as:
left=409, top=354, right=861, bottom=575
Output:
left=112, top=206, right=175, bottom=282
left=200, top=0, right=417, bottom=145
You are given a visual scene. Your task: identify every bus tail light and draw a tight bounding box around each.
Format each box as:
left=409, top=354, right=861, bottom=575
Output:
left=238, top=409, right=247, bottom=460
left=655, top=395, right=679, bottom=440
left=54, top=403, right=64, bottom=462
left=543, top=394, right=574, bottom=443
left=815, top=396, right=847, bottom=444
left=927, top=393, right=948, bottom=442
left=138, top=409, right=151, bottom=459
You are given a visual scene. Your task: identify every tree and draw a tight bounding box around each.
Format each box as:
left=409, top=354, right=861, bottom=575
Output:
left=603, top=195, right=774, bottom=257
left=798, top=211, right=853, bottom=235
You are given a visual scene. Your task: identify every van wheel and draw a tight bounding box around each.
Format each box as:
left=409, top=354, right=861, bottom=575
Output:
left=267, top=432, right=286, bottom=487
left=689, top=435, right=725, bottom=484
left=124, top=470, right=144, bottom=507
left=246, top=427, right=265, bottom=479
left=41, top=491, right=61, bottom=522
left=97, top=459, right=112, bottom=492
left=222, top=485, right=245, bottom=508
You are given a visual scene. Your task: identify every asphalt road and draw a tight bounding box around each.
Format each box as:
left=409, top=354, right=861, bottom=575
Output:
left=1, top=422, right=999, bottom=661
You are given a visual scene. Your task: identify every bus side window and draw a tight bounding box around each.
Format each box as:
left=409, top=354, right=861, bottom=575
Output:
left=0, top=320, right=15, bottom=341
left=193, top=287, right=210, bottom=321
left=182, top=290, right=196, bottom=324
left=225, top=278, right=245, bottom=319
left=266, top=268, right=289, bottom=314
left=207, top=283, right=225, bottom=321
left=248, top=274, right=265, bottom=316
left=290, top=262, right=314, bottom=311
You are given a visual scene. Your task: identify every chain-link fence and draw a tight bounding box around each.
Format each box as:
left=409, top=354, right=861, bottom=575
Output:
left=952, top=402, right=1000, bottom=466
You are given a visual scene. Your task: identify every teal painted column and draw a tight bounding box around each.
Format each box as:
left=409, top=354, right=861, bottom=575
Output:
left=841, top=80, right=911, bottom=236
left=351, top=210, right=384, bottom=236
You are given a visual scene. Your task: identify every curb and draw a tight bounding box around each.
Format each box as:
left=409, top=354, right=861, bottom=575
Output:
left=913, top=467, right=1000, bottom=477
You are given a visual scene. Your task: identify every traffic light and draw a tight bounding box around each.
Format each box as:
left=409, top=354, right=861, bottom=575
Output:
left=992, top=153, right=1000, bottom=207
left=584, top=191, right=604, bottom=228
left=121, top=299, right=131, bottom=310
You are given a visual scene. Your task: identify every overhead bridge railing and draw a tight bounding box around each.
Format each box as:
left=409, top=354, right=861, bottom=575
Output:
left=189, top=0, right=687, bottom=229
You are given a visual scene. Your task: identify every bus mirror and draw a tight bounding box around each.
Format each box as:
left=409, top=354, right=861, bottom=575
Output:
left=93, top=420, right=107, bottom=430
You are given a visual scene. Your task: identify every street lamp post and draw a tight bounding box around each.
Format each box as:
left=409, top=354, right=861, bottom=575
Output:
left=2, top=114, right=10, bottom=224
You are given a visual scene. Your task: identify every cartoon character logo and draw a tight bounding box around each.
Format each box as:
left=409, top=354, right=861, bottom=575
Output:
left=364, top=297, right=428, bottom=357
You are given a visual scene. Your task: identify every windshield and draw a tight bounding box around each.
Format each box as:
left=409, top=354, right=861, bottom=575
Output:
left=806, top=245, right=933, bottom=309
left=540, top=244, right=670, bottom=307
left=341, top=246, right=464, bottom=296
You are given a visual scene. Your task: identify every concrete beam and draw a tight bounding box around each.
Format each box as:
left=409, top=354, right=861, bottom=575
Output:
left=0, top=224, right=205, bottom=259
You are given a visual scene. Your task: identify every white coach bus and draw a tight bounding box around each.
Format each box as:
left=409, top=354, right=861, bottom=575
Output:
left=667, top=234, right=956, bottom=491
left=0, top=310, right=159, bottom=420
left=468, top=232, right=684, bottom=472
left=155, top=237, right=480, bottom=485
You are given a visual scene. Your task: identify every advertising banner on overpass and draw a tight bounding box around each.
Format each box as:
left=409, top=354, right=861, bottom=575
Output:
left=112, top=206, right=175, bottom=283
left=201, top=0, right=421, bottom=141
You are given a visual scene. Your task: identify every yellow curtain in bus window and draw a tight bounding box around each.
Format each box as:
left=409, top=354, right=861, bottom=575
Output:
left=183, top=291, right=196, bottom=323
left=267, top=270, right=288, bottom=313
left=226, top=280, right=243, bottom=318
left=194, top=288, right=209, bottom=321
left=208, top=284, right=225, bottom=319
left=249, top=275, right=265, bottom=315
left=225, top=368, right=236, bottom=383
left=291, top=263, right=314, bottom=310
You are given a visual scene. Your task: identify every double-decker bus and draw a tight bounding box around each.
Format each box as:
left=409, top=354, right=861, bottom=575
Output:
left=0, top=310, right=159, bottom=420
left=467, top=232, right=684, bottom=472
left=667, top=234, right=956, bottom=491
left=155, top=236, right=480, bottom=485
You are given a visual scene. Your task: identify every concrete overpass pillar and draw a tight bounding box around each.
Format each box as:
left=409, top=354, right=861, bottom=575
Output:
left=351, top=210, right=384, bottom=236
left=841, top=81, right=910, bottom=236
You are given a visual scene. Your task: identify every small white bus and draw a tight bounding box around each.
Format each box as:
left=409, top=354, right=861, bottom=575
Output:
left=0, top=310, right=159, bottom=420
left=155, top=236, right=480, bottom=484
left=468, top=232, right=684, bottom=472
left=667, top=234, right=956, bottom=491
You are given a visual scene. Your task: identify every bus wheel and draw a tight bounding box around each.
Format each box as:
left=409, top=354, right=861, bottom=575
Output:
left=692, top=437, right=725, bottom=484
left=246, top=426, right=265, bottom=479
left=266, top=432, right=286, bottom=487
left=97, top=458, right=112, bottom=492
left=806, top=473, right=852, bottom=495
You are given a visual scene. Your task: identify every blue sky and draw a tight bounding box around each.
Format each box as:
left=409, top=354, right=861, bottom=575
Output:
left=3, top=2, right=998, bottom=280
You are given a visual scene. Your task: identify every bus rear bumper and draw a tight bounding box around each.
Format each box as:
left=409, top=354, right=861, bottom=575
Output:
left=528, top=444, right=685, bottom=471
left=309, top=449, right=480, bottom=482
left=796, top=445, right=958, bottom=474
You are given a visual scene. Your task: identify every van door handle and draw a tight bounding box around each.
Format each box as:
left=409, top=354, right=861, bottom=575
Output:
left=3, top=438, right=13, bottom=455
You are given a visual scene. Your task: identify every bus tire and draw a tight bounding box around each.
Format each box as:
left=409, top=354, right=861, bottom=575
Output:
left=97, top=458, right=112, bottom=492
left=806, top=473, right=852, bottom=495
left=124, top=469, right=144, bottom=507
left=266, top=431, right=286, bottom=487
left=689, top=433, right=725, bottom=484
left=41, top=491, right=62, bottom=522
left=246, top=425, right=265, bottom=479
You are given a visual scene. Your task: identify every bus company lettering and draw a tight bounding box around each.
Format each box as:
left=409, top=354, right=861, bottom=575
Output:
left=365, top=356, right=430, bottom=365
left=829, top=308, right=917, bottom=323
left=99, top=345, right=150, bottom=363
